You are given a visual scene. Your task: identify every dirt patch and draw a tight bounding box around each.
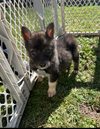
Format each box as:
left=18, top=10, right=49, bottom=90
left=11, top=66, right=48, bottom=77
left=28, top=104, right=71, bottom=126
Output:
left=78, top=101, right=100, bottom=120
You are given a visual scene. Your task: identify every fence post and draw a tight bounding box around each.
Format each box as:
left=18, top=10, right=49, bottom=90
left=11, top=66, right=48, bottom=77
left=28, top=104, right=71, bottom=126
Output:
left=61, top=0, right=65, bottom=35
left=34, top=0, right=45, bottom=30
left=53, top=0, right=63, bottom=37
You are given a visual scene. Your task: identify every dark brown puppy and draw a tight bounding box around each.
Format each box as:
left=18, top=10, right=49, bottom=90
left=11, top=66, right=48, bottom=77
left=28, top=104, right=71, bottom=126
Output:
left=21, top=22, right=79, bottom=97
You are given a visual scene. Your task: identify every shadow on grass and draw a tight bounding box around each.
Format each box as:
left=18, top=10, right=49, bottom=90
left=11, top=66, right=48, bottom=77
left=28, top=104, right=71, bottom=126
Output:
left=19, top=37, right=100, bottom=128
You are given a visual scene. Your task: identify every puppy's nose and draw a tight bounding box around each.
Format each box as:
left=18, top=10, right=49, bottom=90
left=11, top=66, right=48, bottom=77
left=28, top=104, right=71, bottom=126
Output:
left=40, top=61, right=46, bottom=67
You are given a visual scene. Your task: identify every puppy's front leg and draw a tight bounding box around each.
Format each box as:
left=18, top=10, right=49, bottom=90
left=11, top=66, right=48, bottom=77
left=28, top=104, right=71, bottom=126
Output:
left=48, top=81, right=57, bottom=97
left=37, top=75, right=44, bottom=82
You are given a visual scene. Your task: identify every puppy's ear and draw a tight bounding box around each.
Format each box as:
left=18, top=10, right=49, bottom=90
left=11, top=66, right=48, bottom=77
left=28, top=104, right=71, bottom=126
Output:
left=46, top=22, right=54, bottom=39
left=21, top=26, right=31, bottom=41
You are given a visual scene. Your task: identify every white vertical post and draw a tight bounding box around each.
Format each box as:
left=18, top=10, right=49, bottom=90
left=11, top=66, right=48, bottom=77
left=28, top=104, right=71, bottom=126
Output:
left=61, top=0, right=65, bottom=35
left=53, top=0, right=59, bottom=36
left=34, top=0, right=45, bottom=30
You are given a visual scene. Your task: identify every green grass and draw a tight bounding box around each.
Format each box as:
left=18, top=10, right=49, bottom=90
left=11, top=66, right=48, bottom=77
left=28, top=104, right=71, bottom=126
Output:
left=19, top=36, right=100, bottom=128
left=58, top=5, right=100, bottom=33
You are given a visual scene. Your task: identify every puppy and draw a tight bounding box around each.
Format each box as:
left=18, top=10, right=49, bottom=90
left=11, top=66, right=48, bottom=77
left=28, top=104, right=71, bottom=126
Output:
left=21, top=22, right=79, bottom=97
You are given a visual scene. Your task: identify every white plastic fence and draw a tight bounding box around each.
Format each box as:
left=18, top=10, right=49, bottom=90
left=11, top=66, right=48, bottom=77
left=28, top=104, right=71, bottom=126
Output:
left=56, top=0, right=100, bottom=36
left=0, top=0, right=100, bottom=128
left=0, top=6, right=37, bottom=127
left=0, top=0, right=41, bottom=127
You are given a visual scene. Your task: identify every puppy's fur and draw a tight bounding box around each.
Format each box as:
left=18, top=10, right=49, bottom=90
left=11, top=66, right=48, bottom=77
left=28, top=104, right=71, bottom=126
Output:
left=21, top=22, right=79, bottom=97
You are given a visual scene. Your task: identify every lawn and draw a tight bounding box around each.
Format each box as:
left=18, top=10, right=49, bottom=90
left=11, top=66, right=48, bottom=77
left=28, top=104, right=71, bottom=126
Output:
left=57, top=5, right=100, bottom=33
left=19, top=5, right=100, bottom=128
left=19, top=36, right=100, bottom=128
left=0, top=3, right=100, bottom=128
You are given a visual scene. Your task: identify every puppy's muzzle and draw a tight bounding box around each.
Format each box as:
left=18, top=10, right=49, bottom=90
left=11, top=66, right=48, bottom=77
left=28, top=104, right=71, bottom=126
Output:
left=39, top=61, right=46, bottom=67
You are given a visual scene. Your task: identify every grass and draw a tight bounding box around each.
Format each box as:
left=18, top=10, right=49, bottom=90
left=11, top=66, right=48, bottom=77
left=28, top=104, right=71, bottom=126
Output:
left=0, top=3, right=100, bottom=128
left=19, top=35, right=100, bottom=128
left=58, top=5, right=100, bottom=33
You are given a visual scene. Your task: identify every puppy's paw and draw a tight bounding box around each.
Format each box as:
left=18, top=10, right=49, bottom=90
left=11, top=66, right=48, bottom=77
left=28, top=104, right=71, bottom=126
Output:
left=47, top=89, right=56, bottom=97
left=73, top=70, right=78, bottom=74
left=37, top=76, right=44, bottom=82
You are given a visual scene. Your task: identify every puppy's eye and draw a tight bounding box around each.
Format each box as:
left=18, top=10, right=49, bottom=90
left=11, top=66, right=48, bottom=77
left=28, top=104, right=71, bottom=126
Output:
left=31, top=51, right=36, bottom=56
left=46, top=49, right=51, bottom=54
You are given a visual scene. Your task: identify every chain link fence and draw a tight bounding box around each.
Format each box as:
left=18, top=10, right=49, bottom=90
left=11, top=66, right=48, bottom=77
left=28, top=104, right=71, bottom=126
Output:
left=57, top=0, right=100, bottom=35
